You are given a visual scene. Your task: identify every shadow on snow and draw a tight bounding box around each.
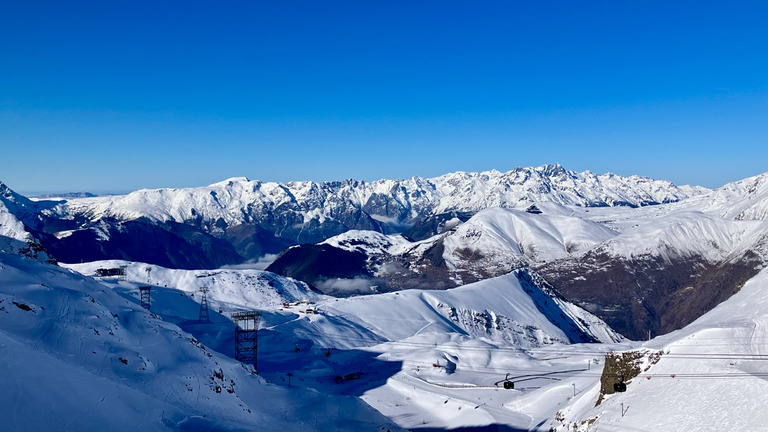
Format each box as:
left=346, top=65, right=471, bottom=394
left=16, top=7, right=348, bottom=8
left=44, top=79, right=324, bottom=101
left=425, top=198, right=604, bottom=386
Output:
left=113, top=285, right=403, bottom=397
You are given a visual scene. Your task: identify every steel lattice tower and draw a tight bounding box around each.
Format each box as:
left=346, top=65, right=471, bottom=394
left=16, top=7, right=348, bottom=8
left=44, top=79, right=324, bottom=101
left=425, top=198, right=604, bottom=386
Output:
left=139, top=285, right=151, bottom=310
left=199, top=287, right=210, bottom=322
left=232, top=311, right=260, bottom=372
left=118, top=265, right=127, bottom=281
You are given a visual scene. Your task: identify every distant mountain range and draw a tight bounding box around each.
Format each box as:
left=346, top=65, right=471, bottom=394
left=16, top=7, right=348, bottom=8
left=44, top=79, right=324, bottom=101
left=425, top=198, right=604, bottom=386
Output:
left=33, top=192, right=99, bottom=199
left=2, top=164, right=706, bottom=266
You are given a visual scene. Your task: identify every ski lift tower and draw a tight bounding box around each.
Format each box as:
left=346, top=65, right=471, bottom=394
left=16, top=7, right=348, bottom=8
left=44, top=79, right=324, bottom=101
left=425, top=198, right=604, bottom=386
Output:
left=139, top=285, right=151, bottom=310
left=139, top=267, right=152, bottom=311
left=118, top=265, right=128, bottom=281
left=199, top=287, right=210, bottom=322
left=232, top=311, right=260, bottom=371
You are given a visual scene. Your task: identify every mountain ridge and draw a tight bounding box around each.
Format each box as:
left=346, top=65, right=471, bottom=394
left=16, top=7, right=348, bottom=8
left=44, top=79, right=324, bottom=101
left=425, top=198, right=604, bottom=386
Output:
left=45, top=164, right=709, bottom=231
left=7, top=164, right=708, bottom=266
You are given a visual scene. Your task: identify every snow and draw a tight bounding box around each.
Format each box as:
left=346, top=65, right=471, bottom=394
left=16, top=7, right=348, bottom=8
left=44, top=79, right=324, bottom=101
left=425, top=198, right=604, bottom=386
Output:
left=686, top=172, right=768, bottom=221
left=0, top=254, right=403, bottom=432
left=315, top=207, right=621, bottom=289
left=40, top=164, right=707, bottom=230
left=0, top=200, right=33, bottom=250
left=590, top=211, right=768, bottom=264
left=321, top=230, right=411, bottom=256
left=3, top=233, right=768, bottom=431
left=0, top=199, right=52, bottom=262
left=551, top=266, right=768, bottom=431
left=65, top=260, right=324, bottom=311
left=312, top=271, right=621, bottom=347
left=442, top=207, right=618, bottom=270
left=7, top=253, right=621, bottom=431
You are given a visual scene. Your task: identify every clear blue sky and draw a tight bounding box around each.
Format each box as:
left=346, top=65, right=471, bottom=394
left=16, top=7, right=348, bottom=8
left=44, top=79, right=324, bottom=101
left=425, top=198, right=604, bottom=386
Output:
left=1, top=1, right=766, bottom=194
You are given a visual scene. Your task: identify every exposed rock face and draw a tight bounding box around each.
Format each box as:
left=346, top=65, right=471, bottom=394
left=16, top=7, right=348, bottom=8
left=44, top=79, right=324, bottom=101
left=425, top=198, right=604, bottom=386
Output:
left=534, top=209, right=768, bottom=340
left=596, top=349, right=663, bottom=406
left=536, top=251, right=763, bottom=341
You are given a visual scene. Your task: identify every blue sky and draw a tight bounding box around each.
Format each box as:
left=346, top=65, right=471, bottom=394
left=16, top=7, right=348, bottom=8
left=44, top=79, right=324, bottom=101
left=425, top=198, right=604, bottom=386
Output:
left=1, top=1, right=766, bottom=194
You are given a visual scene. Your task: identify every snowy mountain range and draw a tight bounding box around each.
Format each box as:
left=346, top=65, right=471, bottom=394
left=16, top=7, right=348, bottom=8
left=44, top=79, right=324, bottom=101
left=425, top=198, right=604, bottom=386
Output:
left=43, top=163, right=706, bottom=230
left=10, top=164, right=706, bottom=268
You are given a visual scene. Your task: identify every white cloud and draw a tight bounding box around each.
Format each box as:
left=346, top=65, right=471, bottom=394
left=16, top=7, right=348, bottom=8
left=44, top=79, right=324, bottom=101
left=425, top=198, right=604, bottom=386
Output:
left=220, top=254, right=280, bottom=271
left=316, top=277, right=375, bottom=294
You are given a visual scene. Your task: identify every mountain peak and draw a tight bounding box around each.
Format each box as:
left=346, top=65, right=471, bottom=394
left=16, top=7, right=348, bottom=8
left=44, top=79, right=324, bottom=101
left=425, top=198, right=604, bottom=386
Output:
left=209, top=177, right=253, bottom=187
left=535, top=163, right=567, bottom=176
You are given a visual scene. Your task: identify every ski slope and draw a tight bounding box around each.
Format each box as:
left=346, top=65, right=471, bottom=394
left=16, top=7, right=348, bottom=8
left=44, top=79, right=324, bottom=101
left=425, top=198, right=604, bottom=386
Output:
left=0, top=253, right=402, bottom=432
left=550, top=266, right=768, bottom=431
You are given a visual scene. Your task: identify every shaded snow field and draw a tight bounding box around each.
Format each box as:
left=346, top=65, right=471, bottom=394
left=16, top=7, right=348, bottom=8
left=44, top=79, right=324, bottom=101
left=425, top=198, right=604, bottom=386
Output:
left=0, top=256, right=402, bottom=432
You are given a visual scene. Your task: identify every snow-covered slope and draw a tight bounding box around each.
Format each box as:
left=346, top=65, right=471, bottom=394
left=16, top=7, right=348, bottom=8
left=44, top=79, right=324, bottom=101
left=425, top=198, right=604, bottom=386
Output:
left=0, top=195, right=53, bottom=263
left=0, top=253, right=402, bottom=431
left=0, top=200, right=34, bottom=253
left=321, top=229, right=412, bottom=256
left=279, top=269, right=622, bottom=350
left=440, top=207, right=618, bottom=280
left=569, top=171, right=768, bottom=231
left=0, top=180, right=43, bottom=228
left=690, top=171, right=768, bottom=221
left=66, top=260, right=323, bottom=311
left=583, top=210, right=768, bottom=264
left=550, top=265, right=768, bottom=431
left=44, top=257, right=626, bottom=431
